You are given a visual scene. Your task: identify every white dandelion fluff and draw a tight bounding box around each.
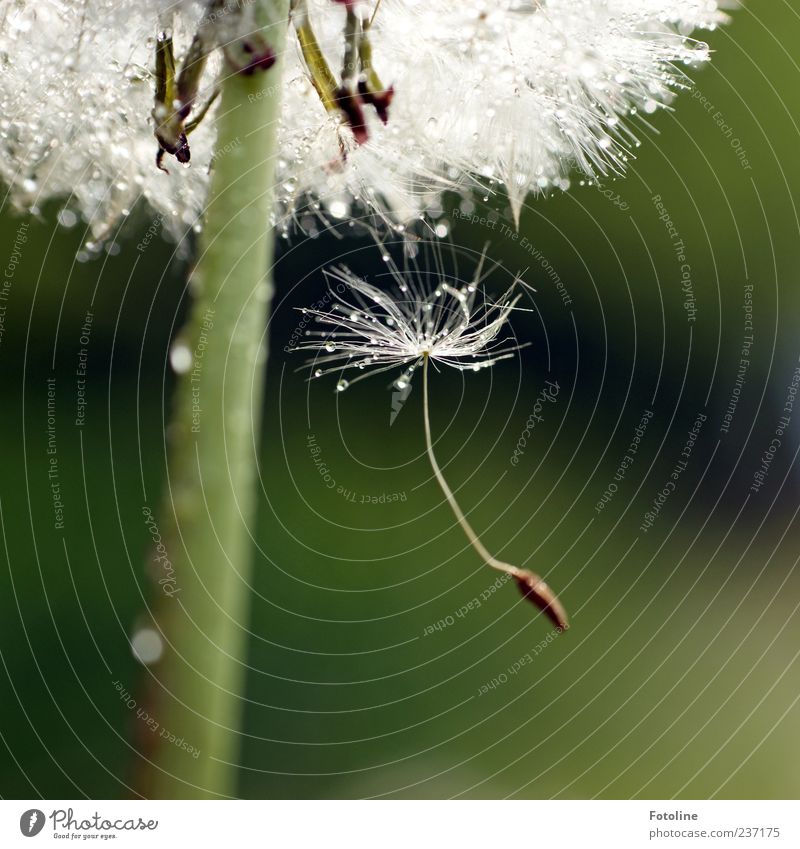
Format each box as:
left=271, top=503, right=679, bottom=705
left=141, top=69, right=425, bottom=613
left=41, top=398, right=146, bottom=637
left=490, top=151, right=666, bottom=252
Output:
left=295, top=253, right=526, bottom=391
left=0, top=0, right=728, bottom=240
left=295, top=248, right=568, bottom=629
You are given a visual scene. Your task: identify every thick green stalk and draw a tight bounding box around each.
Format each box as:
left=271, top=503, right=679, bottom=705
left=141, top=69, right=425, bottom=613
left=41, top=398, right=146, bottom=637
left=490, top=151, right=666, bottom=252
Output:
left=136, top=3, right=288, bottom=799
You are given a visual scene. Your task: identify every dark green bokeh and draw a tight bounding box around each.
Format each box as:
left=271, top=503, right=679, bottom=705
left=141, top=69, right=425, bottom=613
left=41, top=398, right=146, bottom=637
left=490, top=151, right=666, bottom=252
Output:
left=1, top=4, right=799, bottom=799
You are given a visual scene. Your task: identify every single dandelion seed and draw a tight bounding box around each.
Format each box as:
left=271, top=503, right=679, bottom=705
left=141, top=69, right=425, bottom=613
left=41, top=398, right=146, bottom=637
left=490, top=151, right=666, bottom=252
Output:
left=293, top=248, right=568, bottom=630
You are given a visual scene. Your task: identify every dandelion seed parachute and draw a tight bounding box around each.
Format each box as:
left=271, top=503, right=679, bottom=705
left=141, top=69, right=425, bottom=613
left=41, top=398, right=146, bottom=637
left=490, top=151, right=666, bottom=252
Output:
left=0, top=0, right=726, bottom=240
left=295, top=246, right=569, bottom=629
left=294, top=255, right=527, bottom=390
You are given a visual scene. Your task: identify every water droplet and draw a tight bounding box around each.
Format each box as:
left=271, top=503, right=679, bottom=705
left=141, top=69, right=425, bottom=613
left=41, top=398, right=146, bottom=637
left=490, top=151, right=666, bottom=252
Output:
left=336, top=378, right=349, bottom=392
left=57, top=208, right=77, bottom=228
left=169, top=342, right=192, bottom=374
left=131, top=628, right=163, bottom=665
left=329, top=200, right=348, bottom=219
left=324, top=341, right=336, bottom=353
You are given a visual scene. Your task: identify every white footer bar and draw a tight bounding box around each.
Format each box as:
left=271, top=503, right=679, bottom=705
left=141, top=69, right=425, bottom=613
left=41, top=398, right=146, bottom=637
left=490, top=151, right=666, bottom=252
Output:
left=2, top=800, right=796, bottom=848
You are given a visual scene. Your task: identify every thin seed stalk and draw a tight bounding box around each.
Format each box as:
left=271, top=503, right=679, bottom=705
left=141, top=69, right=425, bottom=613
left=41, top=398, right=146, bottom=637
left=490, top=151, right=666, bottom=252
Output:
left=135, top=2, right=289, bottom=799
left=422, top=355, right=568, bottom=631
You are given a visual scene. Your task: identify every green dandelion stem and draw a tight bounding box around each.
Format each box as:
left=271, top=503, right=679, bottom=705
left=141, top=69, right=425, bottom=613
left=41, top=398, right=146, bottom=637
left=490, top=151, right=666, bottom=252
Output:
left=135, top=1, right=289, bottom=799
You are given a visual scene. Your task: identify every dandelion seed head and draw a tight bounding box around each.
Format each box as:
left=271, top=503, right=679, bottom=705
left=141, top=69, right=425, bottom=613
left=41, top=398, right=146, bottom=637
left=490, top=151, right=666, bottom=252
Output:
left=0, top=0, right=728, bottom=240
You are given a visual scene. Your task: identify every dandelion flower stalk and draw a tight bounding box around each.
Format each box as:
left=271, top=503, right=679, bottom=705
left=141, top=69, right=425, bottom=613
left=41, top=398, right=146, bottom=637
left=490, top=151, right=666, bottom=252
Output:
left=134, top=1, right=290, bottom=799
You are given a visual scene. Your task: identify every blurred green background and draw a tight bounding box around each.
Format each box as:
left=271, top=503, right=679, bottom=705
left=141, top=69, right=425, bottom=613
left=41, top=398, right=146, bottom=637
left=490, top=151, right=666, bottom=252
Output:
left=1, top=2, right=799, bottom=799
